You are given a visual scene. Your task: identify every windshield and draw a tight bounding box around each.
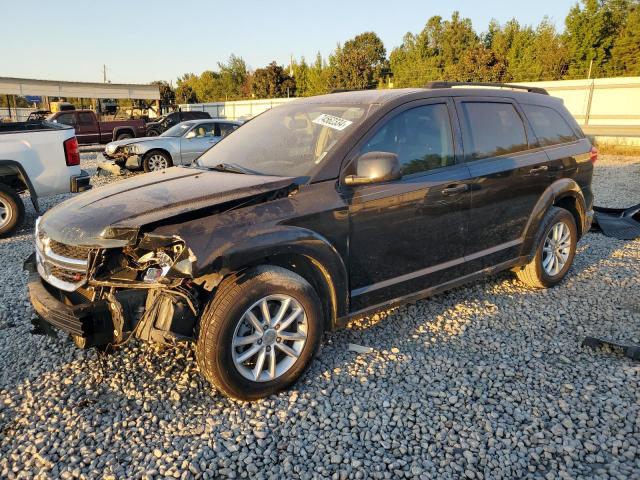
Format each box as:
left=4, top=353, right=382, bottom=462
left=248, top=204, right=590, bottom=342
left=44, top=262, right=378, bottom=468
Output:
left=161, top=122, right=194, bottom=137
left=196, top=103, right=368, bottom=177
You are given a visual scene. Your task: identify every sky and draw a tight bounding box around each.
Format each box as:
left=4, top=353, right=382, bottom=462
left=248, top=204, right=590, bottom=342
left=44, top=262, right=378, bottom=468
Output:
left=0, top=0, right=577, bottom=85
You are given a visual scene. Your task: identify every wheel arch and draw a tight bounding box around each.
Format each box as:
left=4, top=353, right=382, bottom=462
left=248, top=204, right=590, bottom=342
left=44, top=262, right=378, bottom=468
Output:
left=0, top=159, right=39, bottom=212
left=196, top=227, right=348, bottom=331
left=521, top=178, right=587, bottom=258
left=112, top=127, right=135, bottom=141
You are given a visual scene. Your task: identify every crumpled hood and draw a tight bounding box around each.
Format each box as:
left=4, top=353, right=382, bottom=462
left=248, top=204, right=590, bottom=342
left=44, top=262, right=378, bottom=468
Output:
left=107, top=136, right=162, bottom=149
left=40, top=167, right=294, bottom=247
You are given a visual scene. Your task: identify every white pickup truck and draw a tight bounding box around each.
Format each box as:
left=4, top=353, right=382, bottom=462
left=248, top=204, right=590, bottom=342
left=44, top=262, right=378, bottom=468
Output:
left=0, top=121, right=91, bottom=236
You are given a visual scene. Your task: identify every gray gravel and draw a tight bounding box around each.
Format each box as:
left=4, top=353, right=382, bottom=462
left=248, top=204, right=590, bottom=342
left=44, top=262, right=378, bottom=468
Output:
left=1, top=154, right=639, bottom=479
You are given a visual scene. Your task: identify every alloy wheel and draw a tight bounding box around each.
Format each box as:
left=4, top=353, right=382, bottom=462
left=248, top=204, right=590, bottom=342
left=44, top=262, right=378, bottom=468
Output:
left=231, top=294, right=308, bottom=382
left=148, top=154, right=169, bottom=171
left=542, top=221, right=571, bottom=276
left=0, top=198, right=11, bottom=230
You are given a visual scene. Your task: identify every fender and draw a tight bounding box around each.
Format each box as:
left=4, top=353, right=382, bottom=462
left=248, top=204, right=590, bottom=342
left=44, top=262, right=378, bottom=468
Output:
left=0, top=159, right=39, bottom=212
left=520, top=178, right=586, bottom=257
left=196, top=225, right=349, bottom=324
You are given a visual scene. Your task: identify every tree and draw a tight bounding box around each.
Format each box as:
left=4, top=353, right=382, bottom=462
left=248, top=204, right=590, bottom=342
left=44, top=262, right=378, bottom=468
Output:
left=175, top=83, right=198, bottom=104
left=151, top=80, right=175, bottom=107
left=389, top=13, right=478, bottom=87
left=251, top=62, right=296, bottom=98
left=305, top=52, right=331, bottom=95
left=291, top=57, right=311, bottom=96
left=218, top=54, right=249, bottom=100
left=452, top=46, right=507, bottom=81
left=485, top=18, right=567, bottom=81
left=610, top=3, right=640, bottom=75
left=563, top=0, right=630, bottom=78
left=329, top=32, right=387, bottom=90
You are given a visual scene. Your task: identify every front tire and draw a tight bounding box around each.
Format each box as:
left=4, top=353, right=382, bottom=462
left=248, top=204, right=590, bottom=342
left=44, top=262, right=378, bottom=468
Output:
left=142, top=150, right=173, bottom=172
left=516, top=206, right=577, bottom=289
left=0, top=184, right=25, bottom=237
left=197, top=266, right=324, bottom=401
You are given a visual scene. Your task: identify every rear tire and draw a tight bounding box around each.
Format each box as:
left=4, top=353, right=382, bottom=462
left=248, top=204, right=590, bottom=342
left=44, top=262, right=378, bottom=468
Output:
left=147, top=129, right=160, bottom=137
left=0, top=184, right=25, bottom=237
left=142, top=151, right=173, bottom=172
left=516, top=206, right=577, bottom=289
left=196, top=266, right=324, bottom=401
left=115, top=133, right=133, bottom=141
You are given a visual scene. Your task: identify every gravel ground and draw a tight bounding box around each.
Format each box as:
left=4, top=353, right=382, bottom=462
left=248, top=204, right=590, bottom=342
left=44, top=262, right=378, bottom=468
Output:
left=1, top=154, right=639, bottom=479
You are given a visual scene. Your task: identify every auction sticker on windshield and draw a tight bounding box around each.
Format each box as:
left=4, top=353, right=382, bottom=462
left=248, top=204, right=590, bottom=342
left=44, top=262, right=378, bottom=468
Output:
left=312, top=114, right=353, bottom=131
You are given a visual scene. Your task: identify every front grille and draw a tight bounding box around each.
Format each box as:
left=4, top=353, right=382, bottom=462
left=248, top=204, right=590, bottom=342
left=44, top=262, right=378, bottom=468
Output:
left=49, top=239, right=90, bottom=260
left=36, top=223, right=91, bottom=292
left=48, top=264, right=86, bottom=284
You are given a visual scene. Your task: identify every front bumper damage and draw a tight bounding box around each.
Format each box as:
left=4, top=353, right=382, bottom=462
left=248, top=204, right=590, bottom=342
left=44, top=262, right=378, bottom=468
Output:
left=26, top=253, right=146, bottom=347
left=26, top=223, right=202, bottom=348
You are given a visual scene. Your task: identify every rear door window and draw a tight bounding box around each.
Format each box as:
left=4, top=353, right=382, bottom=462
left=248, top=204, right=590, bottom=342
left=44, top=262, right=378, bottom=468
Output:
left=459, top=102, right=528, bottom=160
left=522, top=104, right=578, bottom=146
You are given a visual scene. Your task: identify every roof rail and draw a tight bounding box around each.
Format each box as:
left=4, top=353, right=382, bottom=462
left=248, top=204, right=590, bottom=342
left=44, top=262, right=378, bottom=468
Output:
left=423, top=81, right=549, bottom=95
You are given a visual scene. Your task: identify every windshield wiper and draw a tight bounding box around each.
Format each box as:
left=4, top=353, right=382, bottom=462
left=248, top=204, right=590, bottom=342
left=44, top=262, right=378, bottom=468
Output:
left=209, top=163, right=253, bottom=174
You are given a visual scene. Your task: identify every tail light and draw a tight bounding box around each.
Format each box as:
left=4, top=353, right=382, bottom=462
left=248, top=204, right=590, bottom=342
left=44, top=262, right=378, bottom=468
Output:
left=589, top=146, right=598, bottom=164
left=63, top=137, right=80, bottom=166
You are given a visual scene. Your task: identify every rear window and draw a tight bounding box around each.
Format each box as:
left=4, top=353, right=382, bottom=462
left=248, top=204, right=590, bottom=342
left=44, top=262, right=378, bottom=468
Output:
left=460, top=102, right=528, bottom=161
left=522, top=104, right=579, bottom=147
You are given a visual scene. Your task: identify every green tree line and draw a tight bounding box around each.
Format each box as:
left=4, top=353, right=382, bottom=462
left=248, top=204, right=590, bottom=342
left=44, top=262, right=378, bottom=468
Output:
left=170, top=0, right=639, bottom=103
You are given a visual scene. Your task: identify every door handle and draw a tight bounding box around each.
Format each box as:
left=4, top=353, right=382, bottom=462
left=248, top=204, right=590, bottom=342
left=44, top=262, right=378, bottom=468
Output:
left=441, top=184, right=469, bottom=196
left=529, top=165, right=549, bottom=174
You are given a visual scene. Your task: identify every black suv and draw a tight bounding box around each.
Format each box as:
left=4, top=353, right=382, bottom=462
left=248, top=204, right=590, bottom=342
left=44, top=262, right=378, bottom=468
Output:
left=26, top=83, right=595, bottom=400
left=146, top=110, right=211, bottom=136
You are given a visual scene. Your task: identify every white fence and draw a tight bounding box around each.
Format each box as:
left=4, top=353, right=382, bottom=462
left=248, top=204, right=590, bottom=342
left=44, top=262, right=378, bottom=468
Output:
left=0, top=107, right=34, bottom=122
left=518, top=76, right=640, bottom=138
left=180, top=98, right=295, bottom=121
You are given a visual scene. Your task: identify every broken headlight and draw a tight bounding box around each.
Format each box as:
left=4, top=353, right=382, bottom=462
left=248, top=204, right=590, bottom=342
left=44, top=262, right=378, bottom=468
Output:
left=131, top=234, right=196, bottom=283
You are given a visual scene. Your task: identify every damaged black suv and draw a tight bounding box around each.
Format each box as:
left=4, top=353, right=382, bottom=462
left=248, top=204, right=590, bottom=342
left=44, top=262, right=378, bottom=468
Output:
left=26, top=83, right=595, bottom=400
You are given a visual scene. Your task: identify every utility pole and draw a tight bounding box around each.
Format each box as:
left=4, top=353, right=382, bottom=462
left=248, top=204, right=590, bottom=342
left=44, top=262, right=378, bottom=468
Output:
left=289, top=54, right=293, bottom=77
left=103, top=64, right=107, bottom=83
left=587, top=59, right=593, bottom=80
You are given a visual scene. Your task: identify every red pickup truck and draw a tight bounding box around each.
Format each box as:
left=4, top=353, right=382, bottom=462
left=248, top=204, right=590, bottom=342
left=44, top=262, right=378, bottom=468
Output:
left=48, top=110, right=147, bottom=145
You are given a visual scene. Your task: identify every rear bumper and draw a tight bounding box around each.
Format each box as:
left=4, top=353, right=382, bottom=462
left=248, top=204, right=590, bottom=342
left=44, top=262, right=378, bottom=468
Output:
left=70, top=170, right=92, bottom=193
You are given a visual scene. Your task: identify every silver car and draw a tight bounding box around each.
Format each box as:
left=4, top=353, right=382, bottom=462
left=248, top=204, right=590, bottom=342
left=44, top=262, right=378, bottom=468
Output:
left=103, top=119, right=242, bottom=172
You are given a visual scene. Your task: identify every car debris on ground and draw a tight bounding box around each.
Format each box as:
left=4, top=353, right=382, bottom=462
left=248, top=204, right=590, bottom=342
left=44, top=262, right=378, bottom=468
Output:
left=591, top=203, right=640, bottom=240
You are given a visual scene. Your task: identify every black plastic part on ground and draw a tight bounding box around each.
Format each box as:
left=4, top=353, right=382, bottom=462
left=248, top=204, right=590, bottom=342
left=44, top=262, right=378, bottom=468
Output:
left=591, top=203, right=640, bottom=240
left=583, top=336, right=640, bottom=361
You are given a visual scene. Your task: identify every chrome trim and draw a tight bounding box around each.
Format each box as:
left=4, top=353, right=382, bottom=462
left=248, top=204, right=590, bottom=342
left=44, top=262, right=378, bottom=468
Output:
left=351, top=239, right=522, bottom=297
left=34, top=218, right=89, bottom=292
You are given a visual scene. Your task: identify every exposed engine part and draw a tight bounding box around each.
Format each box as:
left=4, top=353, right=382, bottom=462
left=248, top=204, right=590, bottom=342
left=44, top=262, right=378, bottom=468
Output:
left=134, top=287, right=199, bottom=345
left=105, top=291, right=125, bottom=341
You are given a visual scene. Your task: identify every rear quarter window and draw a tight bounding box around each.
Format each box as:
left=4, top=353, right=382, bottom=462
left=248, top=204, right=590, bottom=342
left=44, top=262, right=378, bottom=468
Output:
left=460, top=102, right=528, bottom=161
left=522, top=104, right=579, bottom=147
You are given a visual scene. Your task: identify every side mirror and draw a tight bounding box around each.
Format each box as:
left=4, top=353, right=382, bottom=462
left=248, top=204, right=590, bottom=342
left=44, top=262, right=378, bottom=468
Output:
left=185, top=130, right=196, bottom=139
left=344, top=151, right=401, bottom=186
